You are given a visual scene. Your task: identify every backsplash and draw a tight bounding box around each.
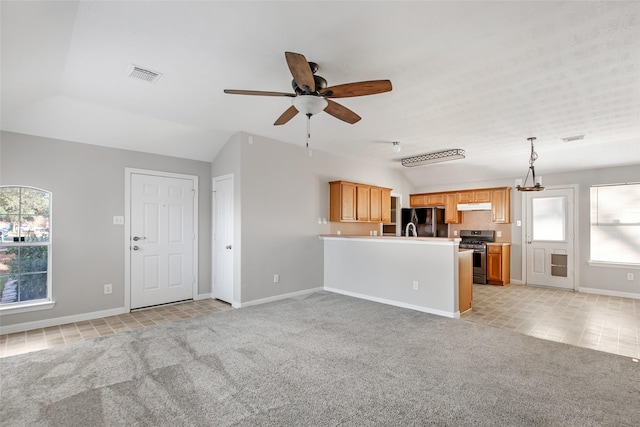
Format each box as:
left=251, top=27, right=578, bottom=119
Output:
left=329, top=222, right=382, bottom=236
left=449, top=210, right=512, bottom=243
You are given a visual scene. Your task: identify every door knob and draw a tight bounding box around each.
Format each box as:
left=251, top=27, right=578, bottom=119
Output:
left=226, top=245, right=232, bottom=250
left=132, top=246, right=140, bottom=251
left=133, top=236, right=146, bottom=241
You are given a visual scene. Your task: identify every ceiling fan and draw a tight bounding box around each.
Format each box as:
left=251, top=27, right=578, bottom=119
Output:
left=224, top=51, right=392, bottom=126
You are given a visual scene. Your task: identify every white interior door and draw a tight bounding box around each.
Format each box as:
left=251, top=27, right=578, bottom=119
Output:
left=130, top=173, right=195, bottom=309
left=525, top=187, right=575, bottom=290
left=213, top=175, right=233, bottom=304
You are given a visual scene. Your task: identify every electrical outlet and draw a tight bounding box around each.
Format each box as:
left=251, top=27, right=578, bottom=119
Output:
left=104, top=284, right=112, bottom=294
left=413, top=281, right=419, bottom=290
left=273, top=274, right=279, bottom=283
left=453, top=230, right=458, bottom=236
left=497, top=231, right=502, bottom=237
left=628, top=273, right=634, bottom=281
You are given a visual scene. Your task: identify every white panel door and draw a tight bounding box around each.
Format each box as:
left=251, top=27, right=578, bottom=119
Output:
left=525, top=187, right=575, bottom=290
left=213, top=175, right=233, bottom=304
left=131, top=173, right=195, bottom=308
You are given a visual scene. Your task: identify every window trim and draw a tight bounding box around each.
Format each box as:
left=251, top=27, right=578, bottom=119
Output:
left=589, top=182, right=640, bottom=265
left=0, top=185, right=53, bottom=312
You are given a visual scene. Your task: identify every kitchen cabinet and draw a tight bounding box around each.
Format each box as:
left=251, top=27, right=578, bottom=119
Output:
left=330, top=181, right=357, bottom=221
left=459, top=249, right=473, bottom=312
left=381, top=188, right=392, bottom=223
left=410, top=186, right=511, bottom=223
left=356, top=185, right=370, bottom=221
left=329, top=181, right=391, bottom=223
left=487, top=243, right=510, bottom=286
left=411, top=193, right=446, bottom=207
left=458, top=190, right=492, bottom=203
left=410, top=194, right=426, bottom=206
left=491, top=188, right=510, bottom=223
left=445, top=193, right=462, bottom=224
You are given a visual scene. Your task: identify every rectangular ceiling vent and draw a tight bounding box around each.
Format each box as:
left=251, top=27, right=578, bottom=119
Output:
left=561, top=135, right=585, bottom=143
left=127, top=64, right=162, bottom=84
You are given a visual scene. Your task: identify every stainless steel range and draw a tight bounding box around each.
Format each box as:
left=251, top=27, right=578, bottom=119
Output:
left=459, top=230, right=495, bottom=284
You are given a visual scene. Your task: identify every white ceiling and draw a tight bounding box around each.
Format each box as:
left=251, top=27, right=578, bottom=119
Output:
left=2, top=1, right=639, bottom=187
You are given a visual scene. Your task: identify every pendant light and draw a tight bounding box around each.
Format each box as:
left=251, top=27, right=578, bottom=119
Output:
left=516, top=137, right=545, bottom=191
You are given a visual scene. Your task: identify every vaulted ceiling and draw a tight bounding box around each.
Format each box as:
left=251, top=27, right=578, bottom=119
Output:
left=2, top=1, right=639, bottom=186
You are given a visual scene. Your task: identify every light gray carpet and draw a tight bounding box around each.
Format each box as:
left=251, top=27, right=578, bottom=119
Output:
left=1, top=291, right=638, bottom=426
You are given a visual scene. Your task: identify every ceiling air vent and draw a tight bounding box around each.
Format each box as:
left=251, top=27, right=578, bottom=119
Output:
left=561, top=135, right=585, bottom=142
left=127, top=64, right=162, bottom=84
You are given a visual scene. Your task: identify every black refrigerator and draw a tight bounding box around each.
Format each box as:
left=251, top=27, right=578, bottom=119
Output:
left=401, top=207, right=447, bottom=237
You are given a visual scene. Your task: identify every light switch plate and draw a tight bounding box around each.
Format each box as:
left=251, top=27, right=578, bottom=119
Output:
left=113, top=216, right=124, bottom=225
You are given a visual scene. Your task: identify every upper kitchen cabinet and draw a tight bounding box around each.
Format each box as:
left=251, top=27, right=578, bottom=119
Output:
left=357, top=185, right=371, bottom=221
left=445, top=193, right=462, bottom=224
left=368, top=186, right=393, bottom=222
left=330, top=181, right=357, bottom=221
left=458, top=189, right=492, bottom=203
left=410, top=186, right=511, bottom=224
left=329, top=181, right=392, bottom=223
left=491, top=188, right=510, bottom=224
left=410, top=193, right=445, bottom=206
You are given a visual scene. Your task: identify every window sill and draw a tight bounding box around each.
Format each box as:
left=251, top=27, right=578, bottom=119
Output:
left=0, top=300, right=56, bottom=315
left=588, top=261, right=640, bottom=270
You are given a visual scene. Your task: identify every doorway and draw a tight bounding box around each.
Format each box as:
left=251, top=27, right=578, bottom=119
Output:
left=125, top=169, right=198, bottom=309
left=524, top=186, right=576, bottom=290
left=213, top=174, right=234, bottom=304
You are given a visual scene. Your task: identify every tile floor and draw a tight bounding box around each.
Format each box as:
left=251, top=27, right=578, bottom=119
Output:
left=462, top=284, right=640, bottom=359
left=0, top=298, right=232, bottom=358
left=2, top=286, right=639, bottom=359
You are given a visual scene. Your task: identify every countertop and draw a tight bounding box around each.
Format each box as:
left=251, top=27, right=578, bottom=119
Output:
left=319, top=234, right=461, bottom=243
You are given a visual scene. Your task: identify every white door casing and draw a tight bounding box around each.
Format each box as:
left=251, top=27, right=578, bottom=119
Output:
left=524, top=187, right=576, bottom=290
left=213, top=175, right=234, bottom=304
left=127, top=170, right=197, bottom=309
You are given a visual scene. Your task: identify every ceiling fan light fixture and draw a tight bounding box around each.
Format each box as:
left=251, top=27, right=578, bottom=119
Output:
left=401, top=149, right=465, bottom=167
left=292, top=95, right=328, bottom=116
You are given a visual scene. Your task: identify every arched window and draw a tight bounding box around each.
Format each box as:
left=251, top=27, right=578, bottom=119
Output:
left=0, top=186, right=52, bottom=306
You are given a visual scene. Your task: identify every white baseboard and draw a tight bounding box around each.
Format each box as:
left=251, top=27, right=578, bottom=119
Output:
left=194, top=293, right=213, bottom=301
left=509, top=279, right=525, bottom=285
left=324, top=287, right=457, bottom=319
left=578, top=287, right=640, bottom=300
left=238, top=287, right=324, bottom=308
left=0, top=306, right=129, bottom=335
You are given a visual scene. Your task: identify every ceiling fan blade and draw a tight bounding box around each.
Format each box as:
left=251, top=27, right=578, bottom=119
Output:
left=321, top=80, right=392, bottom=98
left=224, top=89, right=295, bottom=97
left=274, top=105, right=299, bottom=126
left=324, top=99, right=361, bottom=124
left=285, top=51, right=315, bottom=93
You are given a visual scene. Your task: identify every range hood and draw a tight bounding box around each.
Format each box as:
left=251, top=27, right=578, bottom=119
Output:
left=457, top=202, right=492, bottom=211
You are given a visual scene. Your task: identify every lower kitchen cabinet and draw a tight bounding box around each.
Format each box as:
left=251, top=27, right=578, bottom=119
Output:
left=487, top=243, right=510, bottom=286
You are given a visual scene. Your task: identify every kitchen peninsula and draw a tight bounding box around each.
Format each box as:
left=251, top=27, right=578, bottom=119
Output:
left=320, top=235, right=465, bottom=318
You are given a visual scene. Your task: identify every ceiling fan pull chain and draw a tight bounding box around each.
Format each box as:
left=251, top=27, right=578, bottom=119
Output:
left=306, top=114, right=313, bottom=157
left=306, top=114, right=311, bottom=148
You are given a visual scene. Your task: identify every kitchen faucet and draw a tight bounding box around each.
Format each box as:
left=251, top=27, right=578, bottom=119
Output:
left=405, top=222, right=417, bottom=237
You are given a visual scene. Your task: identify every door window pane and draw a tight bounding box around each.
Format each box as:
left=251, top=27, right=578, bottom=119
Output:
left=532, top=197, right=565, bottom=241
